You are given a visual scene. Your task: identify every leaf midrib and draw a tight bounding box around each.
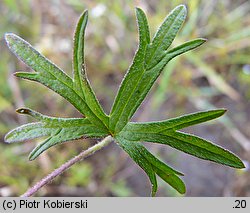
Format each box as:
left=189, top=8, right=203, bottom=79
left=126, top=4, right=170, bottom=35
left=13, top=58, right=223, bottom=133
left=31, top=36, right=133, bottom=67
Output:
left=120, top=131, right=240, bottom=166
left=74, top=24, right=86, bottom=100
left=126, top=115, right=220, bottom=133
left=44, top=123, right=105, bottom=130
left=113, top=65, right=146, bottom=131
left=112, top=49, right=169, bottom=132
left=121, top=130, right=230, bottom=155
left=112, top=54, right=167, bottom=132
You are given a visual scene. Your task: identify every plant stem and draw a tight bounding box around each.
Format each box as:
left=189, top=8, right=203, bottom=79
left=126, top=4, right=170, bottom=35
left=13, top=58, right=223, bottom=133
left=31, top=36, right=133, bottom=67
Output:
left=21, top=136, right=113, bottom=197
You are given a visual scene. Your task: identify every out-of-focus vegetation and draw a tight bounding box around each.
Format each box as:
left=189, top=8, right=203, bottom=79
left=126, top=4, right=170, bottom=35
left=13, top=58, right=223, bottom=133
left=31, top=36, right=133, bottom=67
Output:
left=0, top=0, right=250, bottom=196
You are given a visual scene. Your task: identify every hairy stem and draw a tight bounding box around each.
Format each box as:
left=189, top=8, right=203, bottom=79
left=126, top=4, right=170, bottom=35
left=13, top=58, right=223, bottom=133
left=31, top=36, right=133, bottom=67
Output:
left=21, top=136, right=113, bottom=197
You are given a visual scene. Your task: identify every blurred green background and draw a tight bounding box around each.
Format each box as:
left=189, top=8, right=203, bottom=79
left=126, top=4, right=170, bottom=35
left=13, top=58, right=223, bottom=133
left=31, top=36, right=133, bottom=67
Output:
left=0, top=0, right=250, bottom=196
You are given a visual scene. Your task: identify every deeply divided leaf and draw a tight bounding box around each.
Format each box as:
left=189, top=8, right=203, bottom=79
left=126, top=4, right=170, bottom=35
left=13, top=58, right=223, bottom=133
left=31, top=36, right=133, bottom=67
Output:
left=116, top=136, right=157, bottom=196
left=116, top=135, right=185, bottom=195
left=110, top=5, right=205, bottom=133
left=73, top=10, right=109, bottom=126
left=126, top=131, right=243, bottom=168
left=5, top=33, right=107, bottom=129
left=5, top=108, right=108, bottom=160
left=118, top=110, right=244, bottom=169
left=4, top=5, right=245, bottom=196
left=119, top=114, right=244, bottom=168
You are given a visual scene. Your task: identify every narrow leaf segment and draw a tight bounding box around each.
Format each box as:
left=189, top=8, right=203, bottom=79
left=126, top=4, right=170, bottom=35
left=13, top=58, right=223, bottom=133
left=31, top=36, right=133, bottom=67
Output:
left=5, top=108, right=108, bottom=160
left=118, top=110, right=245, bottom=169
left=5, top=33, right=108, bottom=129
left=110, top=5, right=206, bottom=133
left=116, top=136, right=186, bottom=196
left=73, top=11, right=109, bottom=127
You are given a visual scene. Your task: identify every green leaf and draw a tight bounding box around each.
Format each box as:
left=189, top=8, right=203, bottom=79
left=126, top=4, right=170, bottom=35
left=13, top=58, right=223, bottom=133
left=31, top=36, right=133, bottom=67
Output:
left=5, top=108, right=108, bottom=160
left=153, top=167, right=186, bottom=194
left=122, top=109, right=226, bottom=133
left=4, top=33, right=72, bottom=87
left=28, top=126, right=98, bottom=161
left=109, top=7, right=150, bottom=132
left=4, top=5, right=245, bottom=196
left=5, top=122, right=53, bottom=143
left=119, top=110, right=244, bottom=169
left=135, top=7, right=150, bottom=49
left=165, top=131, right=245, bottom=168
left=165, top=38, right=207, bottom=61
left=118, top=130, right=245, bottom=169
left=138, top=144, right=186, bottom=194
left=141, top=148, right=184, bottom=177
left=117, top=110, right=243, bottom=191
left=116, top=136, right=157, bottom=196
left=73, top=10, right=109, bottom=127
left=116, top=135, right=185, bottom=195
left=73, top=10, right=88, bottom=97
left=145, top=5, right=187, bottom=70
left=5, top=33, right=107, bottom=129
left=110, top=6, right=205, bottom=133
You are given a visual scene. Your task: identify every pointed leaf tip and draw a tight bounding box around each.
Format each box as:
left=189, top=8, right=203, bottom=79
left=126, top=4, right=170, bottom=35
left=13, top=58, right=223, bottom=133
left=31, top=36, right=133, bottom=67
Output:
left=135, top=7, right=143, bottom=13
left=135, top=7, right=145, bottom=18
left=81, top=10, right=88, bottom=19
left=4, top=33, right=21, bottom=49
left=4, top=132, right=12, bottom=144
left=29, top=152, right=38, bottom=161
left=4, top=33, right=15, bottom=48
left=233, top=157, right=245, bottom=169
left=29, top=152, right=37, bottom=161
left=193, top=38, right=207, bottom=45
left=151, top=186, right=157, bottom=197
left=171, top=4, right=187, bottom=18
left=218, top=108, right=227, bottom=115
left=4, top=32, right=14, bottom=42
left=16, top=108, right=44, bottom=120
left=16, top=108, right=37, bottom=117
left=16, top=108, right=32, bottom=114
left=176, top=4, right=187, bottom=12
